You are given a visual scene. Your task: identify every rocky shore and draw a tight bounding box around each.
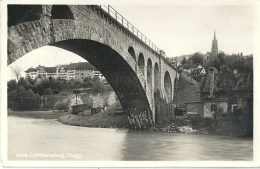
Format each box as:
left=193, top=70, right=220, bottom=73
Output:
left=151, top=115, right=214, bottom=135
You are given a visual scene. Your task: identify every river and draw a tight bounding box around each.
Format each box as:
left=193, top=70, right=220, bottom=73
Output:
left=8, top=116, right=253, bottom=161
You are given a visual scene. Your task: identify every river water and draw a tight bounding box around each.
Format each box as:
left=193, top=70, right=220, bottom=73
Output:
left=8, top=116, right=253, bottom=161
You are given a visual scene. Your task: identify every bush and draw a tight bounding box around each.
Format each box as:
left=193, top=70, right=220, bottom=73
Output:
left=92, top=81, right=106, bottom=94
left=54, top=99, right=69, bottom=111
left=44, top=87, right=53, bottom=95
left=8, top=80, right=18, bottom=91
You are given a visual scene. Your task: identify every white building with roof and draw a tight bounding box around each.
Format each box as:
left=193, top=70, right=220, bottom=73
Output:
left=25, top=62, right=105, bottom=81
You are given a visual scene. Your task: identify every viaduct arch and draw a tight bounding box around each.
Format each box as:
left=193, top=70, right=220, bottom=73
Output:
left=8, top=5, right=179, bottom=129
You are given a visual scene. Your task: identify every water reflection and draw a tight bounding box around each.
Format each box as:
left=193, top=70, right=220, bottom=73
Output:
left=8, top=116, right=252, bottom=161
left=121, top=130, right=253, bottom=161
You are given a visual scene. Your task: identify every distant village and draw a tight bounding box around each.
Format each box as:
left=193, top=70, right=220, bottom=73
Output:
left=167, top=31, right=253, bottom=122
left=168, top=31, right=252, bottom=83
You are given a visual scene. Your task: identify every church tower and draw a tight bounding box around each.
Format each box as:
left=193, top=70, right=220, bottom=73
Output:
left=211, top=30, right=218, bottom=59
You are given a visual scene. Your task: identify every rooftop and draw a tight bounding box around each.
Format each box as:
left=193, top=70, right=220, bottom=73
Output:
left=66, top=62, right=95, bottom=70
left=25, top=66, right=56, bottom=73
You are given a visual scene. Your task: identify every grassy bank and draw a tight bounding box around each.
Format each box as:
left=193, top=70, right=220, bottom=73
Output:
left=8, top=111, right=69, bottom=119
left=58, top=113, right=129, bottom=129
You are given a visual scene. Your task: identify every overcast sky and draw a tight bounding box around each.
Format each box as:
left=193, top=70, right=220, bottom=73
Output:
left=7, top=5, right=253, bottom=80
left=113, top=5, right=253, bottom=56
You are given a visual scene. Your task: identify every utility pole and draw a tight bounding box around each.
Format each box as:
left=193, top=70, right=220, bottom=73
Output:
left=74, top=83, right=80, bottom=106
left=76, top=92, right=78, bottom=106
left=175, top=61, right=178, bottom=108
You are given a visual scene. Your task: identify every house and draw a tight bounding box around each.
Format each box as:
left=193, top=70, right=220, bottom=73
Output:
left=185, top=98, right=229, bottom=118
left=25, top=65, right=57, bottom=79
left=199, top=89, right=252, bottom=116
left=189, top=65, right=207, bottom=77
left=233, top=69, right=238, bottom=75
left=66, top=62, right=95, bottom=81
left=25, top=67, right=38, bottom=79
left=56, top=65, right=68, bottom=81
left=200, top=68, right=206, bottom=75
left=25, top=62, right=105, bottom=81
left=94, top=69, right=104, bottom=79
left=45, top=67, right=57, bottom=79
left=186, top=66, right=253, bottom=117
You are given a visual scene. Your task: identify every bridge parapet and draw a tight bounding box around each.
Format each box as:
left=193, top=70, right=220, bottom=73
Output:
left=97, top=5, right=178, bottom=72
left=99, top=5, right=160, bottom=54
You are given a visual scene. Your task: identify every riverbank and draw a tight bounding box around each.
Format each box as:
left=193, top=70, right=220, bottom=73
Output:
left=7, top=110, right=129, bottom=128
left=8, top=111, right=252, bottom=137
left=8, top=110, right=69, bottom=119
left=58, top=113, right=129, bottom=128
left=151, top=115, right=214, bottom=135
left=152, top=115, right=253, bottom=137
left=59, top=111, right=252, bottom=137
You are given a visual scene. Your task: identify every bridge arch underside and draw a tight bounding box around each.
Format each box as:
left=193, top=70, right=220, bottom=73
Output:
left=8, top=37, right=154, bottom=129
left=52, top=39, right=151, bottom=113
left=7, top=5, right=165, bottom=128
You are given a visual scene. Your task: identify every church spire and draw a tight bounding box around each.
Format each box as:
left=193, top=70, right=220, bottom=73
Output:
left=211, top=30, right=218, bottom=59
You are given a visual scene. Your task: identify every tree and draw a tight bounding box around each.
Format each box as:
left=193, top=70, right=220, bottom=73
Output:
left=10, top=65, right=22, bottom=81
left=27, top=89, right=36, bottom=97
left=83, top=76, right=93, bottom=87
left=17, top=85, right=27, bottom=97
left=181, top=57, right=187, bottom=65
left=218, top=52, right=226, bottom=65
left=93, top=76, right=100, bottom=83
left=44, top=87, right=53, bottom=95
left=7, top=79, right=18, bottom=92
left=190, top=52, right=204, bottom=64
left=18, top=77, right=27, bottom=88
left=92, top=80, right=106, bottom=94
left=34, top=78, right=51, bottom=95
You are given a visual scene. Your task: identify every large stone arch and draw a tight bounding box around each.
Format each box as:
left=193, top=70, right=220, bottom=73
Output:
left=147, top=58, right=152, bottom=90
left=7, top=5, right=155, bottom=129
left=51, top=40, right=150, bottom=115
left=138, top=53, right=145, bottom=74
left=164, top=71, right=172, bottom=103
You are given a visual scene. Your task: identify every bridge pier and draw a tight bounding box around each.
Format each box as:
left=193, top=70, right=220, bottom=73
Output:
left=126, top=108, right=154, bottom=129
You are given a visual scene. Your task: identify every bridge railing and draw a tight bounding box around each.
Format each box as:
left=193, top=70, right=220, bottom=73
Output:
left=100, top=5, right=160, bottom=54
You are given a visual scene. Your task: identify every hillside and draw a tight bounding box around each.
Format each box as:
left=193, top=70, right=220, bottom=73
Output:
left=173, top=73, right=201, bottom=106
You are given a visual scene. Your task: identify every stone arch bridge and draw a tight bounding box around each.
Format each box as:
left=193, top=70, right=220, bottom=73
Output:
left=8, top=5, right=179, bottom=129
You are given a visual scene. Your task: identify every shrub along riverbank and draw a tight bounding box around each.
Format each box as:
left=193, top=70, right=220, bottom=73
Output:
left=152, top=114, right=253, bottom=137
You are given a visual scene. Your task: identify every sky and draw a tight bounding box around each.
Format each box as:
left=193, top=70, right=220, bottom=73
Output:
left=7, top=5, right=254, bottom=80
left=113, top=5, right=253, bottom=56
